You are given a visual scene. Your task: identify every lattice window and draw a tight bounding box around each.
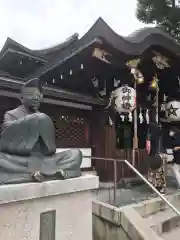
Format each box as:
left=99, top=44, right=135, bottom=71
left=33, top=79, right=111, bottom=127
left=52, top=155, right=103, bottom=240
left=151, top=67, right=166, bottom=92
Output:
left=52, top=115, right=89, bottom=147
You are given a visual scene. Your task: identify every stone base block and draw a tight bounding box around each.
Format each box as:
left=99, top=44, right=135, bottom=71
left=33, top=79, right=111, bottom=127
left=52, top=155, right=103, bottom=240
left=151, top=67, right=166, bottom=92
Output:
left=0, top=175, right=99, bottom=240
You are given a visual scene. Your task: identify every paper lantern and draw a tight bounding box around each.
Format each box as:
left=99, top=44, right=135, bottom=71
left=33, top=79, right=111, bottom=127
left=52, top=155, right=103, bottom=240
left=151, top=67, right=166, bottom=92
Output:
left=111, top=86, right=136, bottom=114
left=165, top=101, right=180, bottom=122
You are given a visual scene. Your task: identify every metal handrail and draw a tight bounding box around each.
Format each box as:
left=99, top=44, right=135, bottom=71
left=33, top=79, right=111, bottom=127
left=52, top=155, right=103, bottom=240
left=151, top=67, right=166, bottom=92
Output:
left=87, top=156, right=180, bottom=216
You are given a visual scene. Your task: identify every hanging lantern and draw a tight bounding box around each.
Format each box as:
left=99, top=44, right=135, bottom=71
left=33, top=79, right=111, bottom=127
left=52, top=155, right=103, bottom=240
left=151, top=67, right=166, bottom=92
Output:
left=109, top=85, right=136, bottom=114
left=165, top=101, right=180, bottom=122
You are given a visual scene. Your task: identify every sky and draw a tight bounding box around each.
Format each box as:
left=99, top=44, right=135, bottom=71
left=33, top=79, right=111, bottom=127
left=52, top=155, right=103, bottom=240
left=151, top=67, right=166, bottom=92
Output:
left=0, top=0, right=153, bottom=50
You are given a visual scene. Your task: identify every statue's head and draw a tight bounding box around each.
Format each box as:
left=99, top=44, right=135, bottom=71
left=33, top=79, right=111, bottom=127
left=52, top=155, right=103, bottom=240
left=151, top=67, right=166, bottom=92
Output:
left=21, top=78, right=43, bottom=111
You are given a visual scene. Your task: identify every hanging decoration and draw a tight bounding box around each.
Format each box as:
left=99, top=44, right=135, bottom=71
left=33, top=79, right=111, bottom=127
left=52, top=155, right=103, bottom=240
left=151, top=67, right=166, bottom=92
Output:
left=152, top=51, right=170, bottom=69
left=113, top=78, right=121, bottom=88
left=160, top=94, right=167, bottom=112
left=128, top=112, right=132, bottom=122
left=178, top=77, right=180, bottom=86
left=108, top=116, right=113, bottom=126
left=92, top=77, right=99, bottom=88
left=160, top=104, right=166, bottom=112
left=139, top=108, right=143, bottom=124
left=147, top=94, right=151, bottom=101
left=120, top=115, right=125, bottom=122
left=19, top=58, right=23, bottom=65
left=99, top=80, right=107, bottom=97
left=146, top=109, right=149, bottom=124
left=92, top=48, right=112, bottom=64
left=165, top=101, right=180, bottom=122
left=149, top=75, right=159, bottom=90
left=108, top=85, right=136, bottom=114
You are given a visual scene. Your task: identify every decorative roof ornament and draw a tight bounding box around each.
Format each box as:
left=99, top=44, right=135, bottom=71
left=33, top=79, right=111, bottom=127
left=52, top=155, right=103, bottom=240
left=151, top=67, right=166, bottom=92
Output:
left=152, top=51, right=170, bottom=69
left=126, top=59, right=140, bottom=68
left=126, top=58, right=144, bottom=84
left=92, top=48, right=112, bottom=64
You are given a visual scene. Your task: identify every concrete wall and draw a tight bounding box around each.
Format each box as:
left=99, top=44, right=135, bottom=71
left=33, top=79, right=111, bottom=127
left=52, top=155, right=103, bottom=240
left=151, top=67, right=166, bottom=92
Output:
left=93, top=214, right=130, bottom=240
left=0, top=175, right=99, bottom=240
left=92, top=200, right=130, bottom=240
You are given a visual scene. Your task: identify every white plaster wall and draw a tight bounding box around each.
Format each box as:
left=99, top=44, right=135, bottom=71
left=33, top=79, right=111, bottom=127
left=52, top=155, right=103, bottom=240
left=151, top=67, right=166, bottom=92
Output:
left=0, top=176, right=98, bottom=240
left=56, top=148, right=92, bottom=168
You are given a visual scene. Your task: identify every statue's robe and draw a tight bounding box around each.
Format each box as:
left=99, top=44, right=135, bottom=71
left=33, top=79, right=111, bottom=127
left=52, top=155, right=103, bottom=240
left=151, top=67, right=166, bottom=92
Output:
left=0, top=105, right=82, bottom=184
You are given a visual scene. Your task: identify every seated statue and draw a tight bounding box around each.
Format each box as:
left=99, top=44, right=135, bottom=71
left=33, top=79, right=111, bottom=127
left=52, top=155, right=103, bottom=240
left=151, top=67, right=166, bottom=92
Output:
left=0, top=78, right=82, bottom=184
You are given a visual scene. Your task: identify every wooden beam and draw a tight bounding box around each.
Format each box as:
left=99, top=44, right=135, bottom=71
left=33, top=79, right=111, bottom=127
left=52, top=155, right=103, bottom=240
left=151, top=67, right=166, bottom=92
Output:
left=0, top=90, right=92, bottom=110
left=0, top=76, right=107, bottom=106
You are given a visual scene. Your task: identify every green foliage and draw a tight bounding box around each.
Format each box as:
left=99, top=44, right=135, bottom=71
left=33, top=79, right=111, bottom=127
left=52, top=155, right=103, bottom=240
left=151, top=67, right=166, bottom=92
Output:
left=136, top=0, right=180, bottom=41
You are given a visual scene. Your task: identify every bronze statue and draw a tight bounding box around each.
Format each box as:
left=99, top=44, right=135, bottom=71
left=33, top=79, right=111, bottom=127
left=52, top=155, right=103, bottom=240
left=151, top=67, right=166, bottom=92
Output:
left=0, top=78, right=82, bottom=184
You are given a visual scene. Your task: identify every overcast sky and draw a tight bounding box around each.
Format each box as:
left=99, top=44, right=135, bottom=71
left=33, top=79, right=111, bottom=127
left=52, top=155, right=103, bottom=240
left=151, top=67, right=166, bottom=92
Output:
left=0, top=0, right=153, bottom=50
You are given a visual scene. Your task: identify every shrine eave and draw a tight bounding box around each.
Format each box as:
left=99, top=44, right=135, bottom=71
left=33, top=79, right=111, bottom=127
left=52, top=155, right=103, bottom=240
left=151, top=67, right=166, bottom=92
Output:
left=34, top=33, right=79, bottom=55
left=38, top=17, right=180, bottom=78
left=38, top=37, right=103, bottom=77
left=0, top=48, right=48, bottom=64
left=79, top=17, right=180, bottom=56
left=0, top=76, right=107, bottom=107
left=0, top=37, right=48, bottom=63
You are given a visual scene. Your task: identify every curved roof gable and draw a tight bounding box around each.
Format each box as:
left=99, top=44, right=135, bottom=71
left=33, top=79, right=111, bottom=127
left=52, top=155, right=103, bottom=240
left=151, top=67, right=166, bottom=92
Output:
left=34, top=33, right=79, bottom=55
left=0, top=37, right=48, bottom=62
left=79, top=17, right=180, bottom=56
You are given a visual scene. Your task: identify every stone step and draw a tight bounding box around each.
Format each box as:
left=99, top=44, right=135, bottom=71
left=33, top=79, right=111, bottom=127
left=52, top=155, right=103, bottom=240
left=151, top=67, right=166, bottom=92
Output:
left=162, top=226, right=180, bottom=239
left=145, top=207, right=180, bottom=235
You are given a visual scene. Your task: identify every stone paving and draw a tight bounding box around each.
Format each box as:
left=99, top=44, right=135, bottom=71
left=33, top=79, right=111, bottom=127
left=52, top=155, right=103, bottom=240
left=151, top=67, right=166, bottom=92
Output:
left=94, top=175, right=179, bottom=207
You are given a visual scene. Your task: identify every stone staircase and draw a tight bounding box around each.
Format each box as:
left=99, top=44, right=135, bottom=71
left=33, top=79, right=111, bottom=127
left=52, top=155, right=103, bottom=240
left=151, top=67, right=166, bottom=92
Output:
left=126, top=192, right=180, bottom=240
left=93, top=192, right=180, bottom=240
left=143, top=198, right=180, bottom=239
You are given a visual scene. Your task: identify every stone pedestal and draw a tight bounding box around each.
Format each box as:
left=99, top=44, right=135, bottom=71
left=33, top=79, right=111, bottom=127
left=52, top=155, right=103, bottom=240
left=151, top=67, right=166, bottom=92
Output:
left=0, top=175, right=99, bottom=240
